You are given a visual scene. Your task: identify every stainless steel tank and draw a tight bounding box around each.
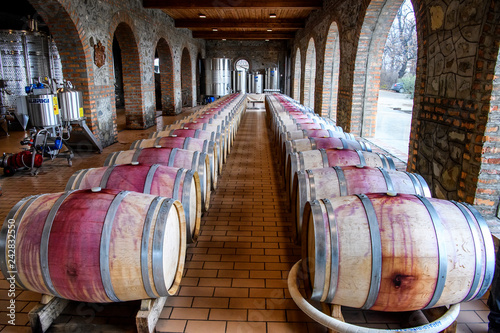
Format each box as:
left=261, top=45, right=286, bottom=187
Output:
left=247, top=73, right=254, bottom=93
left=204, top=58, right=232, bottom=97
left=253, top=74, right=263, bottom=94
left=27, top=94, right=60, bottom=127
left=236, top=70, right=247, bottom=93
left=265, top=67, right=279, bottom=90
left=57, top=83, right=84, bottom=121
left=0, top=30, right=63, bottom=108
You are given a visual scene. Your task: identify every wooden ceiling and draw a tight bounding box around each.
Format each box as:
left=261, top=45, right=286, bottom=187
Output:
left=142, top=0, right=323, bottom=40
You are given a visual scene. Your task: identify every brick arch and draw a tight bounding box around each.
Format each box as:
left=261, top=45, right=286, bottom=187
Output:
left=155, top=37, right=175, bottom=114
left=27, top=0, right=95, bottom=130
left=351, top=0, right=405, bottom=136
left=303, top=38, right=317, bottom=109
left=196, top=52, right=202, bottom=104
left=322, top=22, right=341, bottom=120
left=181, top=47, right=193, bottom=107
left=293, top=48, right=301, bottom=101
left=109, top=14, right=144, bottom=129
left=467, top=2, right=500, bottom=221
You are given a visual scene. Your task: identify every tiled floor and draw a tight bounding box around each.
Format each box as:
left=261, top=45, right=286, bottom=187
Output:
left=0, top=103, right=493, bottom=332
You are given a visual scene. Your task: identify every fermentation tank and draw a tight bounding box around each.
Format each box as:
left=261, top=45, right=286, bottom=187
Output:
left=247, top=73, right=254, bottom=93
left=57, top=82, right=84, bottom=121
left=235, top=70, right=246, bottom=93
left=26, top=93, right=60, bottom=127
left=0, top=30, right=63, bottom=108
left=204, top=58, right=232, bottom=97
left=253, top=74, right=263, bottom=94
left=265, top=67, right=279, bottom=91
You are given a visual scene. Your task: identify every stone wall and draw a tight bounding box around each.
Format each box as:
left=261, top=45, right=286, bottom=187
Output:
left=291, top=0, right=500, bottom=226
left=28, top=0, right=204, bottom=147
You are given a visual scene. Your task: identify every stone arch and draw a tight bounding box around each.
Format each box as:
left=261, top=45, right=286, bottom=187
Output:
left=303, top=38, right=317, bottom=109
left=322, top=22, right=341, bottom=120
left=351, top=0, right=405, bottom=136
left=109, top=16, right=144, bottom=129
left=181, top=47, right=193, bottom=107
left=155, top=37, right=175, bottom=114
left=293, top=48, right=301, bottom=101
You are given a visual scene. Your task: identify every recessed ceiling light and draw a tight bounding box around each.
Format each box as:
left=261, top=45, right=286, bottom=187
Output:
left=265, top=39, right=269, bottom=42
left=222, top=39, right=227, bottom=41
left=199, top=13, right=206, bottom=18
left=213, top=28, right=218, bottom=31
left=267, top=29, right=272, bottom=32
left=269, top=13, right=277, bottom=18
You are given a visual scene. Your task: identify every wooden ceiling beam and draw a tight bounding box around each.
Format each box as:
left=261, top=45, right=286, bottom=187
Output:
left=144, top=0, right=322, bottom=9
left=175, top=19, right=304, bottom=29
left=192, top=31, right=295, bottom=39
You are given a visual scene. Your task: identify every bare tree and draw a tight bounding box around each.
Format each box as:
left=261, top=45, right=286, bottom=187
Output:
left=383, top=0, right=417, bottom=79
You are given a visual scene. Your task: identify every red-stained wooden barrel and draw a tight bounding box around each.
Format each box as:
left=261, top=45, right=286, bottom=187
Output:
left=151, top=129, right=226, bottom=167
left=286, top=149, right=396, bottom=200
left=280, top=129, right=355, bottom=156
left=104, top=147, right=211, bottom=211
left=0, top=189, right=186, bottom=303
left=302, top=193, right=495, bottom=311
left=292, top=166, right=431, bottom=242
left=66, top=164, right=201, bottom=243
left=130, top=136, right=218, bottom=189
left=283, top=137, right=371, bottom=169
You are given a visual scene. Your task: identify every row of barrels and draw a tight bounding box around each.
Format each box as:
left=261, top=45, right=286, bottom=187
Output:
left=266, top=93, right=495, bottom=313
left=0, top=93, right=246, bottom=303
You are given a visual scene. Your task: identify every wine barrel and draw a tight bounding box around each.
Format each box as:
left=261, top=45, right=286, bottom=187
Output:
left=151, top=129, right=226, bottom=167
left=130, top=136, right=218, bottom=189
left=280, top=130, right=355, bottom=156
left=302, top=193, right=495, bottom=312
left=66, top=164, right=201, bottom=243
left=104, top=147, right=211, bottom=211
left=287, top=149, right=395, bottom=199
left=283, top=137, right=371, bottom=170
left=292, top=166, right=431, bottom=242
left=181, top=122, right=234, bottom=155
left=0, top=189, right=186, bottom=303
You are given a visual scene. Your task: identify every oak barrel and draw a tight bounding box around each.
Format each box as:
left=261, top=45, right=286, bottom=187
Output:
left=283, top=137, right=371, bottom=170
left=130, top=136, right=218, bottom=189
left=292, top=166, right=430, bottom=242
left=302, top=193, right=494, bottom=312
left=104, top=147, right=211, bottom=211
left=0, top=189, right=186, bottom=303
left=287, top=149, right=395, bottom=200
left=151, top=129, right=225, bottom=167
left=66, top=164, right=201, bottom=243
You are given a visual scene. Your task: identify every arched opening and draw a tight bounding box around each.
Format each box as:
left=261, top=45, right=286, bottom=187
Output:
left=476, top=38, right=500, bottom=222
left=181, top=47, right=193, bottom=108
left=112, top=22, right=143, bottom=129
left=303, top=38, right=316, bottom=110
left=374, top=0, right=417, bottom=160
left=235, top=59, right=249, bottom=93
left=155, top=38, right=174, bottom=115
left=293, top=49, right=301, bottom=101
left=351, top=0, right=406, bottom=137
left=322, top=22, right=340, bottom=120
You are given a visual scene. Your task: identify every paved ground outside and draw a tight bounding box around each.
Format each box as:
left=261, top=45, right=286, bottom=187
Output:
left=369, top=89, right=413, bottom=162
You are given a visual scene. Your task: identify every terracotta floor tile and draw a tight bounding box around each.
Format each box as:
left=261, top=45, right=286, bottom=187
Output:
left=156, top=319, right=187, bottom=333
left=209, top=308, right=247, bottom=321
left=192, top=297, right=229, bottom=309
left=226, top=321, right=267, bottom=333
left=185, top=320, right=226, bottom=333
left=169, top=308, right=210, bottom=320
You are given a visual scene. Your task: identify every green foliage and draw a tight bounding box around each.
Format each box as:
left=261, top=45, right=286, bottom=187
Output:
left=400, top=74, right=416, bottom=96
